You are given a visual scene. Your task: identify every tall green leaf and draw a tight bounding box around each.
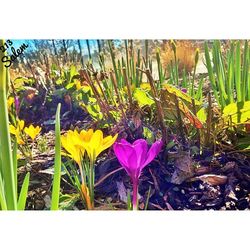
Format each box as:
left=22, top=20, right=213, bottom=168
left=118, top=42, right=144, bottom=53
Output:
left=235, top=41, right=242, bottom=102
left=204, top=42, right=219, bottom=103
left=0, top=39, right=17, bottom=210
left=51, top=103, right=62, bottom=210
left=17, top=172, right=30, bottom=210
left=0, top=172, right=7, bottom=210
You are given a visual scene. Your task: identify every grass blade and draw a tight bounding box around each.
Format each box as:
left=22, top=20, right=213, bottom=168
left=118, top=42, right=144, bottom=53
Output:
left=195, top=77, right=204, bottom=101
left=144, top=186, right=151, bottom=210
left=0, top=39, right=17, bottom=210
left=213, top=41, right=227, bottom=107
left=0, top=172, right=7, bottom=210
left=235, top=41, right=242, bottom=102
left=108, top=40, right=119, bottom=86
left=204, top=41, right=219, bottom=104
left=248, top=48, right=250, bottom=100
left=227, top=42, right=235, bottom=103
left=12, top=139, right=18, bottom=197
left=125, top=40, right=130, bottom=78
left=17, top=172, right=30, bottom=210
left=145, top=40, right=149, bottom=68
left=156, top=49, right=164, bottom=86
left=51, top=103, right=62, bottom=210
left=127, top=189, right=132, bottom=210
left=242, top=40, right=249, bottom=101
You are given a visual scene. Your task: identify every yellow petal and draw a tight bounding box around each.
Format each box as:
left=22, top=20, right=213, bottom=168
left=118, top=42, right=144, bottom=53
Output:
left=17, top=136, right=25, bottom=145
left=18, top=120, right=25, bottom=130
left=24, top=125, right=41, bottom=140
left=9, top=125, right=17, bottom=135
left=90, top=130, right=103, bottom=158
left=80, top=129, right=93, bottom=142
left=61, top=134, right=74, bottom=154
left=76, top=81, right=82, bottom=90
left=101, top=133, right=118, bottom=152
left=75, top=128, right=118, bottom=163
left=61, top=131, right=84, bottom=165
left=35, top=126, right=42, bottom=134
left=7, top=97, right=14, bottom=109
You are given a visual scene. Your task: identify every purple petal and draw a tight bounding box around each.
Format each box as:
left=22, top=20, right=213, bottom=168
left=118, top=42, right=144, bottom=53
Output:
left=120, top=139, right=131, bottom=146
left=143, top=140, right=163, bottom=168
left=132, top=139, right=146, bottom=146
left=133, top=139, right=148, bottom=169
left=126, top=148, right=141, bottom=180
left=113, top=142, right=134, bottom=169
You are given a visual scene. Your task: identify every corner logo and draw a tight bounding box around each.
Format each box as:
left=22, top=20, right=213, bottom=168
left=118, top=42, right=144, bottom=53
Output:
left=0, top=40, right=29, bottom=68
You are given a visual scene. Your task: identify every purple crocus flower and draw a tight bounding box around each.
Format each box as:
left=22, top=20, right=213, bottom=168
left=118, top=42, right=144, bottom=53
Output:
left=113, top=139, right=163, bottom=210
left=181, top=88, right=187, bottom=93
left=14, top=96, right=20, bottom=115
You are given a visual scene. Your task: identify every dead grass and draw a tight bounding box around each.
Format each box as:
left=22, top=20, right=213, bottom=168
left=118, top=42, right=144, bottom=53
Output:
left=161, top=40, right=199, bottom=73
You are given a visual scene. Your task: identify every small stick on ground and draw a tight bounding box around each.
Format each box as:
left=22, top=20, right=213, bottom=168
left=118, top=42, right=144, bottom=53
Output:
left=95, top=167, right=123, bottom=187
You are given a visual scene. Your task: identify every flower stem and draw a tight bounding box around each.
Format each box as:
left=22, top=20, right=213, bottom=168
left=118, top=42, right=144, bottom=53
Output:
left=78, top=162, right=85, bottom=186
left=79, top=161, right=92, bottom=210
left=81, top=184, right=92, bottom=210
left=132, top=178, right=138, bottom=210
left=89, top=157, right=95, bottom=209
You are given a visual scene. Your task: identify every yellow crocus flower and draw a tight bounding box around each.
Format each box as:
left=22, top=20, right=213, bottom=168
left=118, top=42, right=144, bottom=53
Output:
left=61, top=129, right=117, bottom=209
left=7, top=97, right=14, bottom=109
left=9, top=125, right=17, bottom=135
left=76, top=81, right=82, bottom=91
left=24, top=125, right=41, bottom=141
left=61, top=130, right=92, bottom=208
left=61, top=129, right=118, bottom=164
left=61, top=130, right=85, bottom=165
left=15, top=119, right=25, bottom=131
left=9, top=120, right=25, bottom=145
left=140, top=83, right=151, bottom=91
left=80, top=129, right=118, bottom=163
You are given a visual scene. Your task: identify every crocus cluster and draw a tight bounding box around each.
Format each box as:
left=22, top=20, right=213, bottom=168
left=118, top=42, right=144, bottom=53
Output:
left=9, top=120, right=41, bottom=144
left=61, top=128, right=118, bottom=209
left=61, top=129, right=118, bottom=164
left=113, top=139, right=162, bottom=210
left=9, top=120, right=25, bottom=145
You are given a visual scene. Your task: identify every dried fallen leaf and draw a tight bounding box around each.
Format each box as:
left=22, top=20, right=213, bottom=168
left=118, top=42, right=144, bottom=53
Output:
left=221, top=161, right=236, bottom=173
left=175, top=152, right=193, bottom=172
left=194, top=166, right=212, bottom=175
left=170, top=152, right=194, bottom=184
left=195, top=174, right=228, bottom=186
left=171, top=170, right=189, bottom=185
